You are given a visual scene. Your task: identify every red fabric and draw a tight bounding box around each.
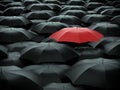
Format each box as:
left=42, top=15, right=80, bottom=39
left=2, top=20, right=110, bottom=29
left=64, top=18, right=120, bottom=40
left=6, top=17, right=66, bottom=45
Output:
left=50, top=27, right=104, bottom=44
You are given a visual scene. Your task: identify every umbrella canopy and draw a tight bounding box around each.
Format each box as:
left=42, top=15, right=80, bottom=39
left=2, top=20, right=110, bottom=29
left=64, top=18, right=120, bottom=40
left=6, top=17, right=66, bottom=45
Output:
left=31, top=22, right=68, bottom=35
left=0, top=45, right=8, bottom=60
left=27, top=4, right=53, bottom=11
left=48, top=15, right=81, bottom=26
left=87, top=0, right=107, bottom=3
left=89, top=22, right=120, bottom=36
left=0, top=16, right=32, bottom=28
left=0, top=66, right=42, bottom=90
left=89, top=37, right=120, bottom=48
left=6, top=41, right=38, bottom=52
left=60, top=5, right=87, bottom=12
left=0, top=27, right=34, bottom=43
left=20, top=42, right=79, bottom=64
left=61, top=10, right=86, bottom=19
left=3, top=7, right=25, bottom=16
left=94, top=6, right=114, bottom=14
left=24, top=64, right=70, bottom=86
left=50, top=27, right=104, bottom=44
left=65, top=58, right=120, bottom=89
left=5, top=2, right=23, bottom=7
left=25, top=10, right=55, bottom=20
left=23, top=0, right=40, bottom=6
left=46, top=4, right=61, bottom=12
left=0, top=52, right=23, bottom=67
left=111, top=15, right=120, bottom=25
left=101, top=8, right=120, bottom=17
left=44, top=0, right=61, bottom=5
left=103, top=40, right=120, bottom=56
left=85, top=2, right=104, bottom=10
left=66, top=0, right=85, bottom=5
left=44, top=83, right=82, bottom=90
left=81, top=14, right=109, bottom=25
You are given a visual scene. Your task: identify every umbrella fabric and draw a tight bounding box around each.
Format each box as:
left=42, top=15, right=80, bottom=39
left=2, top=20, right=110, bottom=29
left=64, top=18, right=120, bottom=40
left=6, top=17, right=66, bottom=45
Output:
left=44, top=83, right=82, bottom=90
left=3, top=7, right=25, bottom=16
left=20, top=42, right=79, bottom=64
left=101, top=8, right=120, bottom=17
left=94, top=6, right=114, bottom=14
left=87, top=0, right=107, bottom=3
left=6, top=41, right=38, bottom=52
left=66, top=0, right=85, bottom=5
left=5, top=2, right=23, bottom=7
left=75, top=47, right=103, bottom=59
left=0, top=66, right=42, bottom=90
left=23, top=0, right=40, bottom=6
left=44, top=0, right=61, bottom=5
left=0, top=27, right=34, bottom=43
left=0, top=45, right=8, bottom=60
left=24, top=64, right=70, bottom=86
left=31, top=22, right=68, bottom=35
left=89, top=22, right=120, bottom=36
left=89, top=37, right=120, bottom=48
left=81, top=14, right=109, bottom=25
left=0, top=4, right=5, bottom=11
left=0, top=16, right=31, bottom=28
left=50, top=27, right=104, bottom=44
left=65, top=58, right=120, bottom=89
left=42, top=38, right=57, bottom=42
left=48, top=15, right=81, bottom=26
left=0, top=52, right=23, bottom=67
left=61, top=10, right=86, bottom=19
left=27, top=4, right=53, bottom=11
left=60, top=5, right=87, bottom=12
left=111, top=15, right=120, bottom=25
left=85, top=2, right=104, bottom=10
left=46, top=4, right=61, bottom=12
left=103, top=40, right=120, bottom=56
left=25, top=10, right=56, bottom=20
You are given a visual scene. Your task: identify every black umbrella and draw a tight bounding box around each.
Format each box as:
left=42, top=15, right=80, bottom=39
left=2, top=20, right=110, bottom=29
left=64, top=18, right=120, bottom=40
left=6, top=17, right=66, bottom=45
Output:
left=31, top=21, right=68, bottom=35
left=103, top=40, right=120, bottom=56
left=81, top=14, right=109, bottom=25
left=101, top=8, right=120, bottom=17
left=44, top=83, right=83, bottom=90
left=6, top=41, right=38, bottom=52
left=46, top=4, right=61, bottom=12
left=60, top=5, right=87, bottom=12
left=111, top=15, right=120, bottom=25
left=94, top=6, right=115, bottom=14
left=74, top=47, right=103, bottom=59
left=5, top=2, right=23, bottom=7
left=0, top=52, right=23, bottom=67
left=0, top=27, right=34, bottom=43
left=24, top=64, right=70, bottom=86
left=3, top=7, right=25, bottom=16
left=0, top=16, right=32, bottom=28
left=87, top=0, right=107, bottom=3
left=0, top=45, right=8, bottom=60
left=23, top=0, right=40, bottom=6
left=20, top=42, right=79, bottom=64
left=24, top=10, right=55, bottom=20
left=89, top=37, right=120, bottom=48
left=89, top=22, right=120, bottom=36
left=42, top=37, right=56, bottom=42
left=0, top=66, right=42, bottom=90
left=48, top=15, right=81, bottom=26
left=44, top=0, right=61, bottom=5
left=27, top=4, right=53, bottom=11
left=66, top=0, right=85, bottom=5
left=0, top=4, right=5, bottom=11
left=61, top=10, right=86, bottom=19
left=65, top=58, right=120, bottom=89
left=85, top=2, right=104, bottom=10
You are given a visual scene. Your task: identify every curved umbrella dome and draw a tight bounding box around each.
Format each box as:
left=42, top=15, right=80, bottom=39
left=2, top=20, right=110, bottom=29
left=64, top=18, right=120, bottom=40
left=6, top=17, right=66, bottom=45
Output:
left=20, top=42, right=79, bottom=64
left=0, top=27, right=34, bottom=43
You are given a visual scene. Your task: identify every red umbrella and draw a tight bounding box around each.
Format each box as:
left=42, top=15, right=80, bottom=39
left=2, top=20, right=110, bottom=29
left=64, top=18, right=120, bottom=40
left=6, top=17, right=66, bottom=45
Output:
left=50, top=27, right=104, bottom=44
